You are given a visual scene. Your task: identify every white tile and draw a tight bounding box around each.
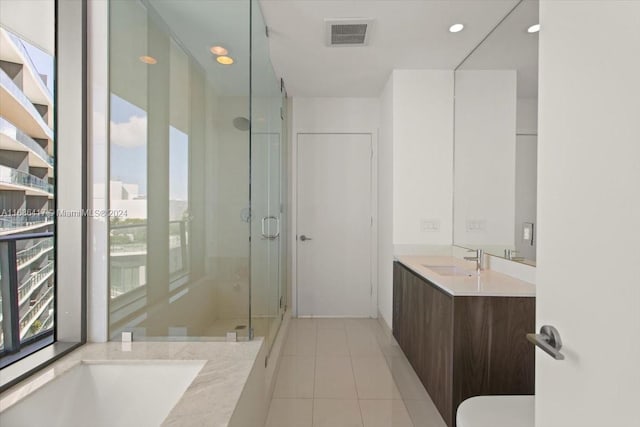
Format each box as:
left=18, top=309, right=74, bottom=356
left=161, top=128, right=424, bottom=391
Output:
left=274, top=356, right=315, bottom=398
left=316, top=318, right=346, bottom=329
left=344, top=318, right=378, bottom=332
left=378, top=341, right=405, bottom=360
left=346, top=327, right=384, bottom=357
left=283, top=324, right=317, bottom=356
left=352, top=357, right=402, bottom=399
left=403, top=398, right=447, bottom=427
left=313, top=399, right=363, bottom=427
left=293, top=318, right=318, bottom=329
left=359, top=399, right=414, bottom=427
left=317, top=328, right=350, bottom=356
left=265, top=398, right=313, bottom=427
left=314, top=357, right=358, bottom=398
left=384, top=355, right=430, bottom=401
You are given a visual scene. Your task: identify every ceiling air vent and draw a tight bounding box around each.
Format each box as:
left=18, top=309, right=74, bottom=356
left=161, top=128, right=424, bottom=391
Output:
left=325, top=18, right=373, bottom=47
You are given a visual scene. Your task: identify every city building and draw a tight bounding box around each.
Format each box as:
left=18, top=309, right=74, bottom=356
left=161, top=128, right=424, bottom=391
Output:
left=0, top=27, right=54, bottom=351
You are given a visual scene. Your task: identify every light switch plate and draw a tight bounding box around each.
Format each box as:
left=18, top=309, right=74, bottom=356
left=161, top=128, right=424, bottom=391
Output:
left=421, top=219, right=440, bottom=232
left=466, top=219, right=486, bottom=232
left=522, top=222, right=534, bottom=245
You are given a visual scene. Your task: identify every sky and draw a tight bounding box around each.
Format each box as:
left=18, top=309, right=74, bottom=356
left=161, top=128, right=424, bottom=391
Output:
left=10, top=27, right=189, bottom=203
left=22, top=38, right=54, bottom=94
left=110, top=94, right=189, bottom=201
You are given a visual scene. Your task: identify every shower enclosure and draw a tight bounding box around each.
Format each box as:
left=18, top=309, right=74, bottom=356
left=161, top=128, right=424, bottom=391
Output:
left=107, top=0, right=287, bottom=354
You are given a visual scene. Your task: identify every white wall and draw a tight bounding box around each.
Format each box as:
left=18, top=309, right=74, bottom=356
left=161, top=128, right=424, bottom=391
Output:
left=454, top=70, right=516, bottom=247
left=377, top=77, right=394, bottom=329
left=377, top=70, right=454, bottom=328
left=517, top=98, right=538, bottom=134
left=514, top=135, right=537, bottom=261
left=536, top=1, right=640, bottom=426
left=393, top=70, right=454, bottom=246
left=291, top=97, right=380, bottom=317
left=292, top=97, right=380, bottom=133
left=515, top=97, right=538, bottom=261
left=0, top=0, right=54, bottom=54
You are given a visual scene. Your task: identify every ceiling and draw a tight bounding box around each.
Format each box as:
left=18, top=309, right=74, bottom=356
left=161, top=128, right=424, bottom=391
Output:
left=142, top=0, right=536, bottom=99
left=150, top=0, right=252, bottom=97
left=0, top=0, right=55, bottom=55
left=259, top=0, right=522, bottom=97
left=458, top=0, right=539, bottom=99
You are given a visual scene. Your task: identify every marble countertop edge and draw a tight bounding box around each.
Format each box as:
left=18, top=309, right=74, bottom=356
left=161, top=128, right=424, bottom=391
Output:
left=396, top=255, right=536, bottom=297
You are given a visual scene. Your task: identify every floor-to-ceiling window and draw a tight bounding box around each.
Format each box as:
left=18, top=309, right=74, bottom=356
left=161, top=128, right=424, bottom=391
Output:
left=0, top=0, right=85, bottom=390
left=0, top=3, right=56, bottom=364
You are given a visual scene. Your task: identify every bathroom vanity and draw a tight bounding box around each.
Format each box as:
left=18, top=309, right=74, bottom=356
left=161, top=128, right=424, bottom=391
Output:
left=393, top=256, right=535, bottom=427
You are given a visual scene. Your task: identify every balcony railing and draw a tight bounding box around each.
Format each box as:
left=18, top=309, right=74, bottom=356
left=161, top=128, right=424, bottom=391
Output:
left=19, top=286, right=53, bottom=340
left=18, top=261, right=53, bottom=306
left=0, top=214, right=53, bottom=234
left=0, top=117, right=54, bottom=166
left=0, top=69, right=53, bottom=141
left=109, top=220, right=189, bottom=299
left=0, top=232, right=54, bottom=356
left=0, top=165, right=54, bottom=194
left=16, top=236, right=53, bottom=268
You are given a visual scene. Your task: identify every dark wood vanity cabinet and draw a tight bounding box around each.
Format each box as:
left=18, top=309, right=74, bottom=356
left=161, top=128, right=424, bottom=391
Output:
left=393, top=262, right=535, bottom=427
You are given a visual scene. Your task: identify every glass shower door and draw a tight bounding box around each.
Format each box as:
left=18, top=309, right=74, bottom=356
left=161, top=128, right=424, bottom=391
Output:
left=250, top=0, right=284, bottom=353
left=250, top=130, right=281, bottom=347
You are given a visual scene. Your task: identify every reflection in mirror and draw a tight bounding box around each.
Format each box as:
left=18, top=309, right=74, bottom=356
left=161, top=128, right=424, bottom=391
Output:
left=453, top=0, right=538, bottom=265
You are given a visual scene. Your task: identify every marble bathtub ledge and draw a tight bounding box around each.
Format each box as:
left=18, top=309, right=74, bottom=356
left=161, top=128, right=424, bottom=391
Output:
left=396, top=255, right=536, bottom=297
left=0, top=339, right=264, bottom=427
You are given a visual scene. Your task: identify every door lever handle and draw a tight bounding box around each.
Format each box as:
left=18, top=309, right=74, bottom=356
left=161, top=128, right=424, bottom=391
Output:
left=299, top=235, right=312, bottom=242
left=527, top=325, right=565, bottom=360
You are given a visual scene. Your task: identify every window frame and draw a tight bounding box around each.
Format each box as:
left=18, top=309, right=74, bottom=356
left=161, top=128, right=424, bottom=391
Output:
left=0, top=0, right=87, bottom=393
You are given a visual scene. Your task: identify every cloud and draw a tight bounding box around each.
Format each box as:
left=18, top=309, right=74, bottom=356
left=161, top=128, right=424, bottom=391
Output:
left=110, top=116, right=147, bottom=148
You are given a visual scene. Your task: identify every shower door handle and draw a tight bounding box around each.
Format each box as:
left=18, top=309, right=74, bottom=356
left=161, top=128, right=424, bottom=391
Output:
left=261, top=216, right=280, bottom=240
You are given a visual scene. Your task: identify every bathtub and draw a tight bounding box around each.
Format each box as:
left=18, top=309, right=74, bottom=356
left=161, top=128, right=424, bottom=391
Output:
left=0, top=361, right=205, bottom=427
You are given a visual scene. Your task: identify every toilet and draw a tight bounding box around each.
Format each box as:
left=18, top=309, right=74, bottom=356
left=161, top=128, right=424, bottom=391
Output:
left=456, top=395, right=534, bottom=427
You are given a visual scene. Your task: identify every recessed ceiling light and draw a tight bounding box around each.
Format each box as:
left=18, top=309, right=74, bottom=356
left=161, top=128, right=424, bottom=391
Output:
left=139, top=55, right=157, bottom=65
left=527, top=24, right=540, bottom=33
left=216, top=56, right=234, bottom=65
left=210, top=46, right=228, bottom=56
left=449, top=24, right=464, bottom=33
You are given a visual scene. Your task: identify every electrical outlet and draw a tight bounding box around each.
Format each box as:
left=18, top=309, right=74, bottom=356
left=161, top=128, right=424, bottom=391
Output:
left=466, top=219, right=486, bottom=232
left=421, top=219, right=440, bottom=232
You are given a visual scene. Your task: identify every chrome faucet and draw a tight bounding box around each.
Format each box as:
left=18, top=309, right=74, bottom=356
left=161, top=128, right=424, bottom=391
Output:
left=464, top=249, right=484, bottom=273
left=505, top=249, right=523, bottom=262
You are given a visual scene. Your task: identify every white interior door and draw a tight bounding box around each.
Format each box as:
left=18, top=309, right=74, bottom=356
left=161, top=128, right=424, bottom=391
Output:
left=535, top=2, right=640, bottom=426
left=297, top=133, right=372, bottom=317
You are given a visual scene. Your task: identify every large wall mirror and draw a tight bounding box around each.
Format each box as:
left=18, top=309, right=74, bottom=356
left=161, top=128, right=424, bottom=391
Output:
left=453, top=0, right=538, bottom=265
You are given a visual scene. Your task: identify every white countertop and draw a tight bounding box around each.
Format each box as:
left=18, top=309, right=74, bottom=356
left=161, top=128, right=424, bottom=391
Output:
left=0, top=340, right=263, bottom=426
left=396, top=255, right=536, bottom=297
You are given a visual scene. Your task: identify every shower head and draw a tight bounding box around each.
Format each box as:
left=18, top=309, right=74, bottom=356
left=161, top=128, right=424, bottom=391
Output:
left=233, top=117, right=250, bottom=131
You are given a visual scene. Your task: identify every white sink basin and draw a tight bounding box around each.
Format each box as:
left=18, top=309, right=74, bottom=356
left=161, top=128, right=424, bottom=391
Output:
left=422, top=265, right=474, bottom=277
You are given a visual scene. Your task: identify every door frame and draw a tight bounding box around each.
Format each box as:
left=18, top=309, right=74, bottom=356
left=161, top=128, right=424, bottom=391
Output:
left=291, top=131, right=378, bottom=318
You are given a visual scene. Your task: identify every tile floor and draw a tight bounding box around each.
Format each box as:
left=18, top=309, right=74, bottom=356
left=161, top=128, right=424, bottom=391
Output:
left=266, top=318, right=448, bottom=427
